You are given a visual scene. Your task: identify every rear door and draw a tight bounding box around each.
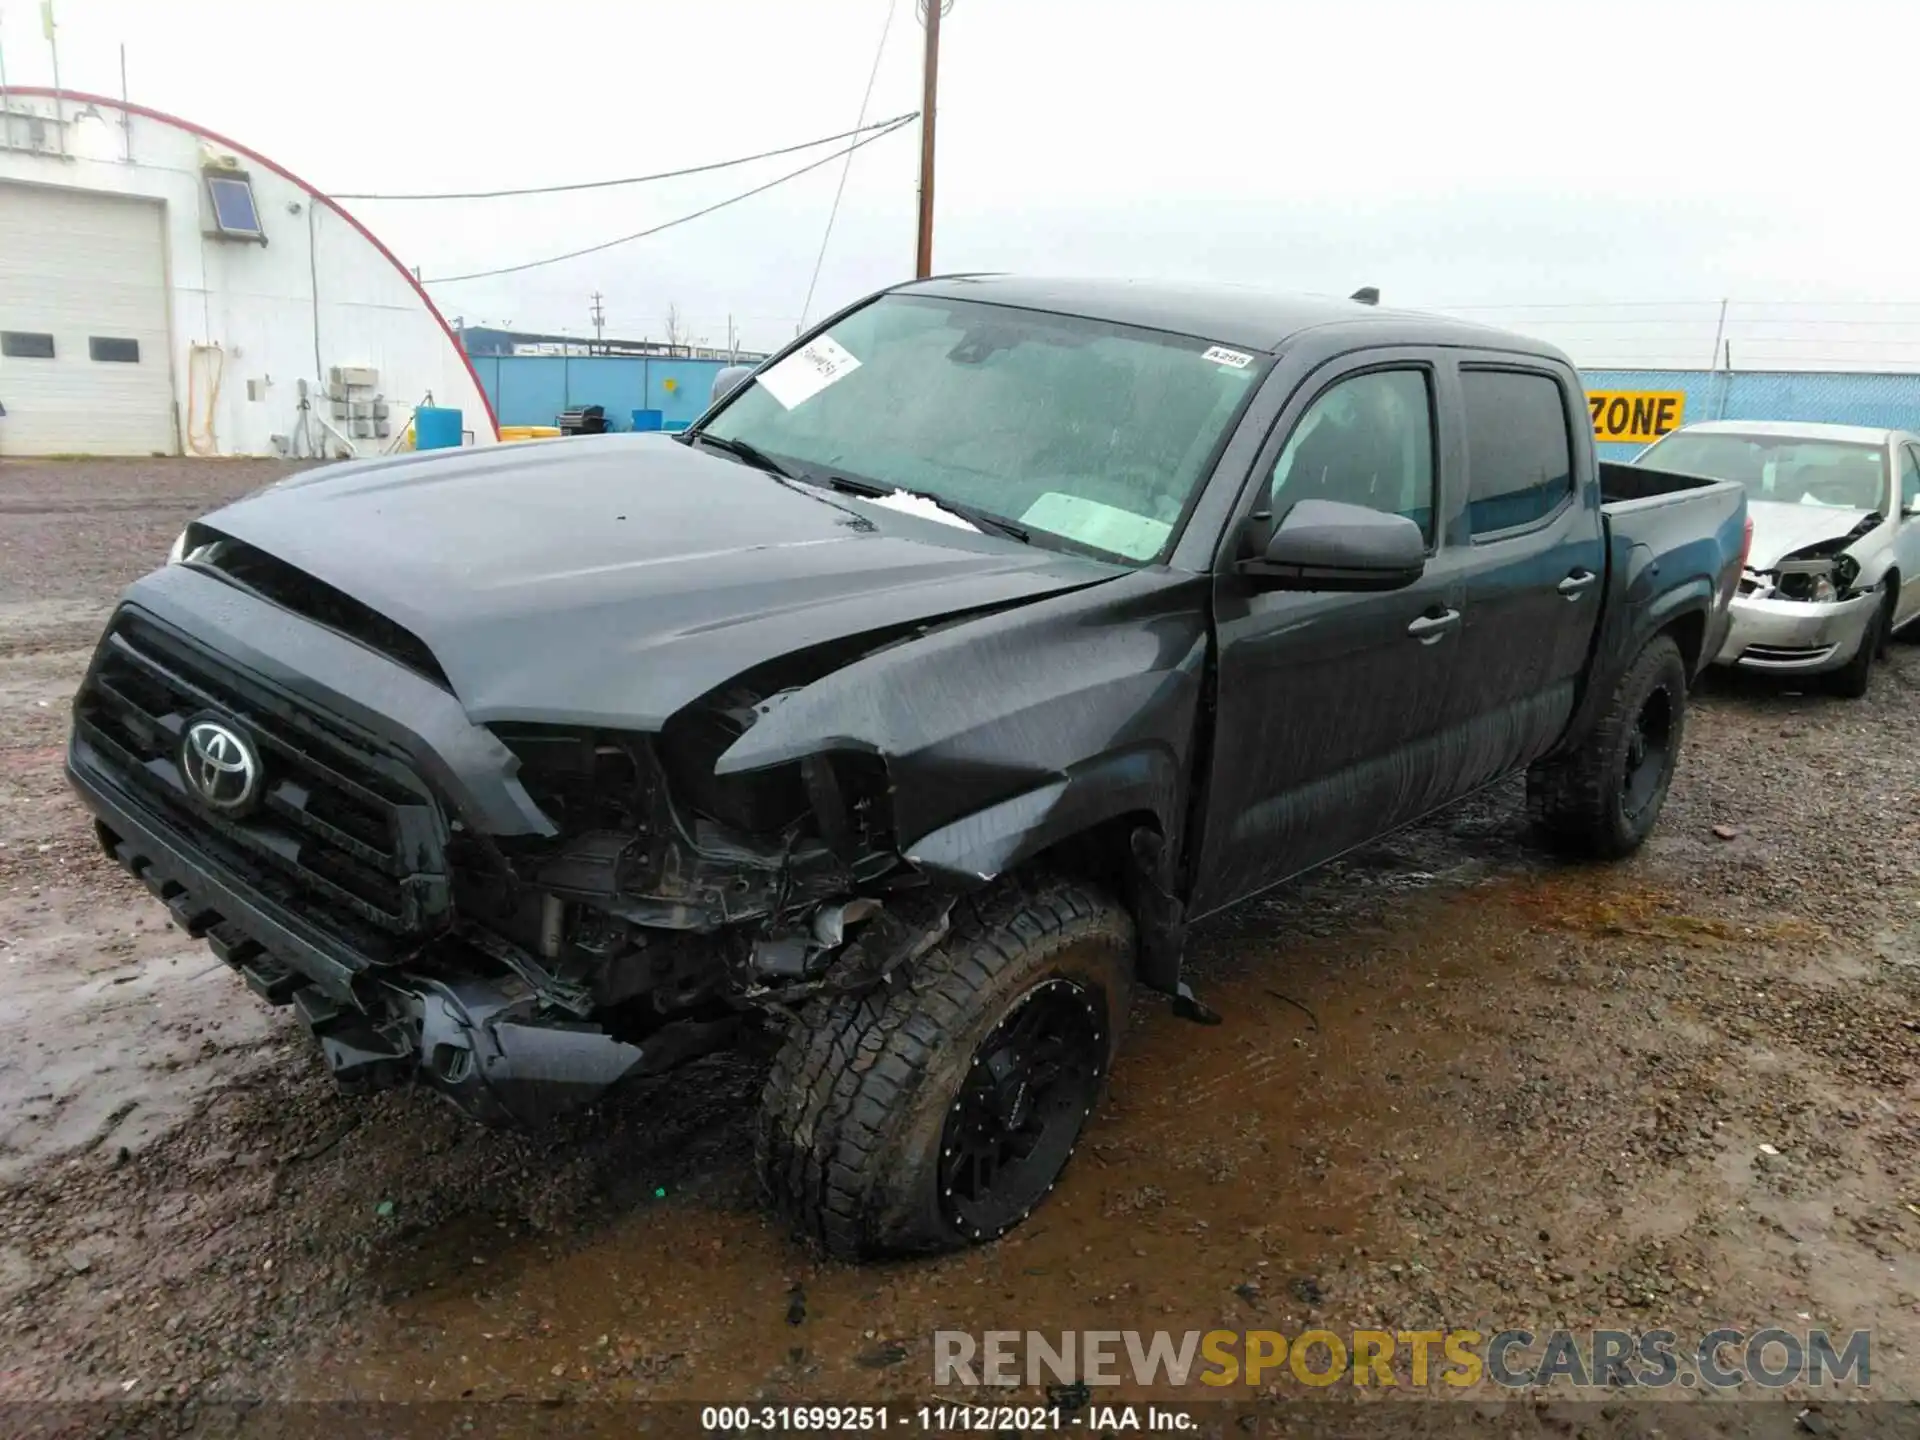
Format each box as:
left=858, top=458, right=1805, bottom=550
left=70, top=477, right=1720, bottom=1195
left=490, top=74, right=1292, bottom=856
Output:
left=1191, top=351, right=1468, bottom=915
left=1440, top=360, right=1606, bottom=790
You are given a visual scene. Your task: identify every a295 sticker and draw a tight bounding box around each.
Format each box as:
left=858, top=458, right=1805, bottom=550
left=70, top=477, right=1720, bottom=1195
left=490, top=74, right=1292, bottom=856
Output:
left=1202, top=345, right=1255, bottom=369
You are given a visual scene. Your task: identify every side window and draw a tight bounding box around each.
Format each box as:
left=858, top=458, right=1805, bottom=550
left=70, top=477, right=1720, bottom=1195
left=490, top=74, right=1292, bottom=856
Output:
left=1900, top=445, right=1920, bottom=514
left=1269, top=369, right=1435, bottom=541
left=1, top=331, right=55, bottom=359
left=1462, top=370, right=1574, bottom=537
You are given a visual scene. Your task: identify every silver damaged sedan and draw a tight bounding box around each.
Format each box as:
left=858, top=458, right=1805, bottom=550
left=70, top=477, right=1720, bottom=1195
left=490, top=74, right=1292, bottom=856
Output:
left=1633, top=421, right=1920, bottom=697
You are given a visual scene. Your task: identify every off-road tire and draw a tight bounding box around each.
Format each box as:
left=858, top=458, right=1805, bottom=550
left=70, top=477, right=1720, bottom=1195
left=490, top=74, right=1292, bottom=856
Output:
left=755, top=875, right=1134, bottom=1260
left=1527, top=634, right=1687, bottom=860
left=1827, top=588, right=1893, bottom=697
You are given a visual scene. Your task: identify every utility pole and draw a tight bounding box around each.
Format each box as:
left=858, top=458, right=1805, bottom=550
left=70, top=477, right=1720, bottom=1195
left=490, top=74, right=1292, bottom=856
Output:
left=590, top=292, right=606, bottom=349
left=914, top=0, right=947, bottom=279
left=1708, top=297, right=1729, bottom=371
left=42, top=0, right=66, bottom=156
left=119, top=42, right=131, bottom=161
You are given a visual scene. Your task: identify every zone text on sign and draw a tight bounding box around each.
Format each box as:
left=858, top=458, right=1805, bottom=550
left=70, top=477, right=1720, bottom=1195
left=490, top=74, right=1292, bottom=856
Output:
left=1588, top=390, right=1685, bottom=445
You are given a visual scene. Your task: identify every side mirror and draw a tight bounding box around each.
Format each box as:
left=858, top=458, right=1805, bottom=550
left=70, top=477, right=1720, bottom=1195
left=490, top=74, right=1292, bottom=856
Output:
left=711, top=364, right=754, bottom=406
left=1241, top=499, right=1427, bottom=592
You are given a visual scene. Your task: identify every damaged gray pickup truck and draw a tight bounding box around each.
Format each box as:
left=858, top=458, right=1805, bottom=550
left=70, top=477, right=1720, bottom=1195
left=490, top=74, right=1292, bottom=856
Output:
left=68, top=277, right=1748, bottom=1258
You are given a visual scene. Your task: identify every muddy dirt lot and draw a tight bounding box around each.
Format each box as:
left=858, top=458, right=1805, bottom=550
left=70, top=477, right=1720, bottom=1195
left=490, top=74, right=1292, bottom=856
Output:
left=1, top=458, right=1916, bottom=1425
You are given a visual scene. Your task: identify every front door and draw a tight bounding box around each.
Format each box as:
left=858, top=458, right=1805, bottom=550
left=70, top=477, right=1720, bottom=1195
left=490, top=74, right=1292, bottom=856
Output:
left=1191, top=357, right=1464, bottom=917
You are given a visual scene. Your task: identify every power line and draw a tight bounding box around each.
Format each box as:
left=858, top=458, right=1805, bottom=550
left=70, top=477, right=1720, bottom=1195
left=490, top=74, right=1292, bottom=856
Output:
left=1500, top=335, right=1920, bottom=348
left=424, top=116, right=917, bottom=285
left=801, top=0, right=899, bottom=329
left=1442, top=298, right=1920, bottom=312
left=1438, top=300, right=1728, bottom=311
left=1494, top=323, right=1920, bottom=335
left=334, top=111, right=917, bottom=201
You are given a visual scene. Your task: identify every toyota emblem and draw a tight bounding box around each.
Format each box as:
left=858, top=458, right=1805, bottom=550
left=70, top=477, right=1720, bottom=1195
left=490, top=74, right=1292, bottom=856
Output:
left=180, top=717, right=262, bottom=815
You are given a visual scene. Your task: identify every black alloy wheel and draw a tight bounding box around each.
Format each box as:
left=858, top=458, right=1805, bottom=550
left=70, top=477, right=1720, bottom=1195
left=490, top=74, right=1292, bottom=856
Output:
left=938, top=977, right=1106, bottom=1241
left=1620, top=681, right=1676, bottom=825
left=1525, top=634, right=1688, bottom=859
left=755, top=876, right=1134, bottom=1259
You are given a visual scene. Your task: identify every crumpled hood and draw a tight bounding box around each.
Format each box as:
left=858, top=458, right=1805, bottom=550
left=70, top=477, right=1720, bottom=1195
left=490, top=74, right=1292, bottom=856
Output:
left=1744, top=500, right=1880, bottom=570
left=200, top=434, right=1120, bottom=728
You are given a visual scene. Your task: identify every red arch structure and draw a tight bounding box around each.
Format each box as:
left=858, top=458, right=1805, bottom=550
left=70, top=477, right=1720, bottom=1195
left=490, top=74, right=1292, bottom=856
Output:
left=7, top=86, right=500, bottom=437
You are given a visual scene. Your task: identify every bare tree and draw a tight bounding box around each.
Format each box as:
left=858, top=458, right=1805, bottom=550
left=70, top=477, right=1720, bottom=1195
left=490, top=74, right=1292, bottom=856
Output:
left=663, top=304, right=688, bottom=350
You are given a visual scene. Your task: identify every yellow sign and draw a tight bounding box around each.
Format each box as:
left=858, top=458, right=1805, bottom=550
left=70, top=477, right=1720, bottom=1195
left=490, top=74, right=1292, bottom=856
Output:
left=1588, top=390, right=1685, bottom=445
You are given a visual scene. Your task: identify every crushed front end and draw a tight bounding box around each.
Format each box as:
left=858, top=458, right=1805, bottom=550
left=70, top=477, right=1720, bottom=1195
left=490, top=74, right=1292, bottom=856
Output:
left=66, top=570, right=928, bottom=1128
left=1714, top=533, right=1880, bottom=674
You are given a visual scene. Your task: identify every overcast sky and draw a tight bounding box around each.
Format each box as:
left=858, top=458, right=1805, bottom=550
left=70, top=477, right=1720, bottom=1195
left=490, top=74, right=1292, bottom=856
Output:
left=8, top=0, right=1920, bottom=363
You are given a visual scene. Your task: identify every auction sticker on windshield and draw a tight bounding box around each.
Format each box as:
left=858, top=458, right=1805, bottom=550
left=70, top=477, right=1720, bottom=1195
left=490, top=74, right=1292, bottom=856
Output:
left=1202, top=345, right=1255, bottom=369
left=1021, top=492, right=1172, bottom=560
left=758, top=336, right=863, bottom=409
left=1588, top=389, right=1685, bottom=444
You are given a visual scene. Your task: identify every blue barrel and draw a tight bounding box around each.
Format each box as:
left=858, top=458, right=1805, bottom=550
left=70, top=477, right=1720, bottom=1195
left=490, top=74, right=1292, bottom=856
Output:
left=630, top=408, right=663, bottom=432
left=414, top=406, right=463, bottom=450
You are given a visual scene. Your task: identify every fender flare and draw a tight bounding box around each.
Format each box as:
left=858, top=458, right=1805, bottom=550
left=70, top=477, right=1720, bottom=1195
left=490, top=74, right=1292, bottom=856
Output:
left=1640, top=576, right=1716, bottom=666
left=902, top=745, right=1181, bottom=885
left=1556, top=573, right=1714, bottom=761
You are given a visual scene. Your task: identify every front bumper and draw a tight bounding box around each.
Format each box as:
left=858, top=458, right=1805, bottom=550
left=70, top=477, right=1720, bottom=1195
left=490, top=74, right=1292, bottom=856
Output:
left=65, top=577, right=738, bottom=1128
left=1711, top=590, right=1879, bottom=673
left=73, top=752, right=737, bottom=1125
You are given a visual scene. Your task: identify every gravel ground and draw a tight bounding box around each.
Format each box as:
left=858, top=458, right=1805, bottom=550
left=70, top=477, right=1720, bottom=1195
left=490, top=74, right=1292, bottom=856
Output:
left=0, top=458, right=1916, bottom=1428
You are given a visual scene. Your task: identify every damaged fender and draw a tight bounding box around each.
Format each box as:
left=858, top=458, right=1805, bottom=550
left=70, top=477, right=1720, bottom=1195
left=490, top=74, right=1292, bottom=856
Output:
left=714, top=568, right=1211, bottom=972
left=902, top=749, right=1180, bottom=884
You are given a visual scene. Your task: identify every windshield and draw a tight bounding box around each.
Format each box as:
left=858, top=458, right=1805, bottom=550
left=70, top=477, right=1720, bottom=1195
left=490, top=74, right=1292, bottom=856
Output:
left=1639, top=432, right=1889, bottom=513
left=697, top=294, right=1265, bottom=562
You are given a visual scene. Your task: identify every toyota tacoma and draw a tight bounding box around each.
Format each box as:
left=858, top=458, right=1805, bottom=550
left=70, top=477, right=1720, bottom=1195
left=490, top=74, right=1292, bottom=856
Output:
left=68, top=277, right=1747, bottom=1258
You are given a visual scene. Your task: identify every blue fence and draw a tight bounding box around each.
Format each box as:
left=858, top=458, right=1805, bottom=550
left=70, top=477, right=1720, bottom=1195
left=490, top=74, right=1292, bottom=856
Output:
left=1585, top=369, right=1920, bottom=462
left=470, top=355, right=734, bottom=432
left=473, top=353, right=1920, bottom=457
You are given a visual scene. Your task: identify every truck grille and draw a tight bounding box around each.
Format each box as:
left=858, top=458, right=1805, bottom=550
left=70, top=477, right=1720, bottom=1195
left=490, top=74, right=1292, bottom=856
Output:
left=72, top=611, right=450, bottom=959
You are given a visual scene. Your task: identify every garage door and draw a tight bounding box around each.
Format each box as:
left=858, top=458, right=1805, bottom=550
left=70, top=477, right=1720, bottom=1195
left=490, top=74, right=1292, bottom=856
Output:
left=0, top=182, right=175, bottom=456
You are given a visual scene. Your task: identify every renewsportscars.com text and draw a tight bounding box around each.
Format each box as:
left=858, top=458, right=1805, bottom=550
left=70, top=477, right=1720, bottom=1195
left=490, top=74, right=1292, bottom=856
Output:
left=934, top=1328, right=1870, bottom=1390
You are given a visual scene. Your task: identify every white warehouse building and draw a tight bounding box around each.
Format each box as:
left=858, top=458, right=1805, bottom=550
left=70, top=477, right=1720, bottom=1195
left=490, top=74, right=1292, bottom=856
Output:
left=0, top=88, right=497, bottom=457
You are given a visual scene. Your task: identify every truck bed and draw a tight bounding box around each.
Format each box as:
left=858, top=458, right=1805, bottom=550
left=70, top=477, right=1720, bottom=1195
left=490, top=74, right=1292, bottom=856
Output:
left=1582, top=460, right=1746, bottom=701
left=1598, top=459, right=1729, bottom=508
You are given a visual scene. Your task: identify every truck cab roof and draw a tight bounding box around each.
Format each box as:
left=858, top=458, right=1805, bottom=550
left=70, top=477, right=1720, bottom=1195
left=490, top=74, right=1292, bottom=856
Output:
left=896, top=273, right=1558, bottom=361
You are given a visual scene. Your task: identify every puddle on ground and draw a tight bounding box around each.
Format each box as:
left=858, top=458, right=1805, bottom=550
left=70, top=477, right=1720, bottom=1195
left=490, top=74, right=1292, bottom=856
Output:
left=0, top=890, right=286, bottom=1184
left=317, top=887, right=1527, bottom=1405
left=280, top=854, right=1908, bottom=1404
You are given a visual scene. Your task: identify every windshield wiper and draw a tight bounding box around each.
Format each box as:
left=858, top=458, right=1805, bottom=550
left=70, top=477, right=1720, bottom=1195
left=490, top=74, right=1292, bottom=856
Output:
left=687, top=431, right=797, bottom=480
left=823, top=476, right=1031, bottom=543
left=821, top=474, right=890, bottom=497
left=921, top=496, right=1030, bottom=543
left=708, top=453, right=1033, bottom=544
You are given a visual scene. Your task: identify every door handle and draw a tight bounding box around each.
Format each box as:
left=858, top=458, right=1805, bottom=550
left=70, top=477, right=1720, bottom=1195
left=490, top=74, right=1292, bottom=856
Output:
left=1558, top=570, right=1598, bottom=598
left=1406, top=608, right=1461, bottom=644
